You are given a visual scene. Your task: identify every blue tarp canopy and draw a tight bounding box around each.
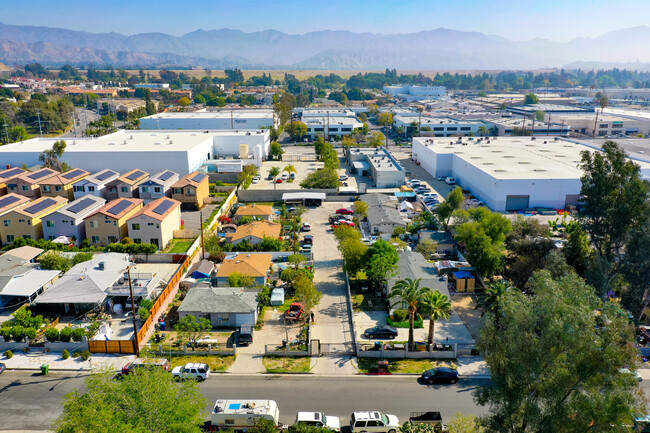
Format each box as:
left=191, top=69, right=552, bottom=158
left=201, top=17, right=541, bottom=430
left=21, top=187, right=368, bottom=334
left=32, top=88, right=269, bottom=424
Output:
left=453, top=271, right=474, bottom=280
left=394, top=192, right=416, bottom=198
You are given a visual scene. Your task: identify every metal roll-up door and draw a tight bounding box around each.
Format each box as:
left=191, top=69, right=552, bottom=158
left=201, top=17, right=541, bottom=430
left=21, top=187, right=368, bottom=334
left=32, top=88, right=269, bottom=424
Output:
left=505, top=195, right=530, bottom=211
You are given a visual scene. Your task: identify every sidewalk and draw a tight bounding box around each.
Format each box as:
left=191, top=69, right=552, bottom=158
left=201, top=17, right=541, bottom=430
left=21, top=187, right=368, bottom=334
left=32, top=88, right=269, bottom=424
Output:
left=1, top=351, right=134, bottom=371
left=456, top=356, right=490, bottom=379
left=227, top=353, right=265, bottom=374
left=310, top=355, right=357, bottom=375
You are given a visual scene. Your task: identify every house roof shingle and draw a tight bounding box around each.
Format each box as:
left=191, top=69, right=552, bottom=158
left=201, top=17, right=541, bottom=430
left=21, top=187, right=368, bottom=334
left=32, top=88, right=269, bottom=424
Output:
left=228, top=220, right=281, bottom=243
left=235, top=204, right=273, bottom=217
left=216, top=253, right=272, bottom=278
left=129, top=197, right=181, bottom=221
left=178, top=284, right=257, bottom=314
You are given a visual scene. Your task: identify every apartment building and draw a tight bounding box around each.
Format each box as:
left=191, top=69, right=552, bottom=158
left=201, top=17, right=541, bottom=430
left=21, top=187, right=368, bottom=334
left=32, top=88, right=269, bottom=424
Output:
left=84, top=198, right=144, bottom=246
left=127, top=197, right=181, bottom=249
left=72, top=169, right=120, bottom=200
left=1, top=196, right=68, bottom=244
left=42, top=196, right=106, bottom=244
left=40, top=168, right=90, bottom=201
left=105, top=169, right=149, bottom=200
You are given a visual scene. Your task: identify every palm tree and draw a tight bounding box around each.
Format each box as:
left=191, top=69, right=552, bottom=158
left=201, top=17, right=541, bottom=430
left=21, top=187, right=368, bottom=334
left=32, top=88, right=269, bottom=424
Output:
left=475, top=280, right=511, bottom=327
left=592, top=95, right=609, bottom=138
left=420, top=290, right=452, bottom=346
left=388, top=278, right=429, bottom=351
left=477, top=125, right=489, bottom=137
left=269, top=166, right=280, bottom=190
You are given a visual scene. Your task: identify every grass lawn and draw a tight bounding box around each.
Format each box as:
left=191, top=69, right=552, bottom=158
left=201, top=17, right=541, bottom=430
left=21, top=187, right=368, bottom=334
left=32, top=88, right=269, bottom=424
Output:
left=167, top=355, right=236, bottom=372
left=352, top=293, right=388, bottom=311
left=166, top=239, right=194, bottom=253
left=263, top=356, right=312, bottom=373
left=356, top=357, right=457, bottom=374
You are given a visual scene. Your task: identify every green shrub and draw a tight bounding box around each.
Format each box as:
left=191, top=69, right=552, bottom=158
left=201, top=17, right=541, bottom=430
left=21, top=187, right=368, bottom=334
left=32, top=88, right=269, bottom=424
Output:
left=85, top=321, right=100, bottom=339
left=11, top=325, right=26, bottom=342
left=72, top=351, right=80, bottom=358
left=4, top=350, right=13, bottom=358
left=62, top=349, right=70, bottom=360
left=140, top=299, right=154, bottom=310
left=59, top=327, right=73, bottom=342
left=387, top=313, right=424, bottom=329
left=81, top=350, right=91, bottom=361
left=392, top=309, right=408, bottom=323
left=138, top=308, right=150, bottom=321
left=0, top=327, right=11, bottom=341
left=71, top=328, right=85, bottom=342
left=25, top=327, right=37, bottom=340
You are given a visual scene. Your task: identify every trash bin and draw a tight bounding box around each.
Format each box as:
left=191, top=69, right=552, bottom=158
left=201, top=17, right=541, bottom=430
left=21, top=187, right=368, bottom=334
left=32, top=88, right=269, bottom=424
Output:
left=40, top=364, right=49, bottom=375
left=377, top=360, right=389, bottom=373
left=159, top=321, right=166, bottom=331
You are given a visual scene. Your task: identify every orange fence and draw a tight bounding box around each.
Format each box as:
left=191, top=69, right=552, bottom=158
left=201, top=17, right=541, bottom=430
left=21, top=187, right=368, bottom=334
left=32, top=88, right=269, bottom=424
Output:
left=88, top=256, right=191, bottom=355
left=136, top=255, right=190, bottom=347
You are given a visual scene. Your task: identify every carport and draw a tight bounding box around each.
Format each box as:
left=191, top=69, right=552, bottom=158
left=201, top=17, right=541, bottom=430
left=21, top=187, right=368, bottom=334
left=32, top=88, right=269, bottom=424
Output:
left=282, top=192, right=326, bottom=206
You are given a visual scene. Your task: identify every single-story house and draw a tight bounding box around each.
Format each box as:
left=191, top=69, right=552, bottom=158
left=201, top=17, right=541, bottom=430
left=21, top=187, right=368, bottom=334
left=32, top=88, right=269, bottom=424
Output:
left=177, top=282, right=258, bottom=328
left=361, top=193, right=407, bottom=236
left=419, top=230, right=456, bottom=254
left=0, top=264, right=60, bottom=306
left=226, top=221, right=281, bottom=246
left=387, top=250, right=449, bottom=309
left=215, top=253, right=272, bottom=287
left=234, top=204, right=273, bottom=221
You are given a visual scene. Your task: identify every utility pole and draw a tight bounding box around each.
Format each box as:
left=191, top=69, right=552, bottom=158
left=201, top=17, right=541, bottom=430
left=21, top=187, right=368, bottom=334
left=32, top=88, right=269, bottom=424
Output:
left=127, top=267, right=140, bottom=357
left=199, top=210, right=205, bottom=260
left=326, top=110, right=330, bottom=142
left=231, top=108, right=234, bottom=129
left=291, top=208, right=297, bottom=254
left=36, top=110, right=43, bottom=137
left=2, top=119, right=9, bottom=144
left=547, top=113, right=551, bottom=136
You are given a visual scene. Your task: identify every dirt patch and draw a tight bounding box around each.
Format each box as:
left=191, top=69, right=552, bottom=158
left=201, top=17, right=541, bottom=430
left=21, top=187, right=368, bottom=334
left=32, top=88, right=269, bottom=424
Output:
left=451, top=294, right=483, bottom=341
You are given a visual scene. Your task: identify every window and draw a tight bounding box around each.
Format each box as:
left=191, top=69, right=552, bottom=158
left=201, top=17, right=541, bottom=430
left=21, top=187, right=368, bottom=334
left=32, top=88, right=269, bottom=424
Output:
left=120, top=186, right=129, bottom=193
left=8, top=185, right=16, bottom=191
left=6, top=235, right=14, bottom=243
left=173, top=188, right=182, bottom=194
left=22, top=185, right=29, bottom=191
left=55, top=186, right=62, bottom=192
left=27, top=220, right=31, bottom=225
left=105, top=219, right=113, bottom=224
left=600, top=124, right=608, bottom=128
left=18, top=219, right=25, bottom=223
left=89, top=220, right=98, bottom=228
left=355, top=422, right=366, bottom=428
left=434, top=127, right=444, bottom=131
left=3, top=220, right=9, bottom=227
left=366, top=421, right=380, bottom=427
left=150, top=238, right=159, bottom=246
left=24, top=235, right=31, bottom=240
left=147, top=222, right=154, bottom=226
left=460, top=127, right=471, bottom=131
left=109, top=187, right=117, bottom=192
left=154, top=187, right=161, bottom=193
left=107, top=236, right=118, bottom=243
left=62, top=220, right=68, bottom=224
left=73, top=186, right=84, bottom=192
left=186, top=188, right=194, bottom=195
left=42, top=185, right=51, bottom=192
left=342, top=128, right=352, bottom=132
left=133, top=238, right=141, bottom=244
left=46, top=220, right=54, bottom=227
left=91, top=236, right=100, bottom=243
left=156, top=223, right=160, bottom=229
left=446, top=127, right=458, bottom=131
left=141, top=187, right=149, bottom=193
left=88, top=186, right=95, bottom=192
left=132, top=223, right=140, bottom=230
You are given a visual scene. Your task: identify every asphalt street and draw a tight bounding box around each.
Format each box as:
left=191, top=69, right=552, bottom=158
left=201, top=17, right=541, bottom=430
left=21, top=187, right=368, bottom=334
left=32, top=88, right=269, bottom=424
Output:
left=0, top=372, right=490, bottom=430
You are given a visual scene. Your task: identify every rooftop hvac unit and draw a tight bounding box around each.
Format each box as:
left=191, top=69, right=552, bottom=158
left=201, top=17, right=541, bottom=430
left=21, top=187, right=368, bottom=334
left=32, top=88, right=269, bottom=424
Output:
left=98, top=261, right=105, bottom=270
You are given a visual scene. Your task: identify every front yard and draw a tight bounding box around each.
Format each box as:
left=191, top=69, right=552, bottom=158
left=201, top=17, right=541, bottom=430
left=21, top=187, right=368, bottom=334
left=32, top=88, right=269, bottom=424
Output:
left=352, top=292, right=388, bottom=312
left=263, top=356, right=311, bottom=373
left=356, top=357, right=458, bottom=374
left=168, top=354, right=236, bottom=372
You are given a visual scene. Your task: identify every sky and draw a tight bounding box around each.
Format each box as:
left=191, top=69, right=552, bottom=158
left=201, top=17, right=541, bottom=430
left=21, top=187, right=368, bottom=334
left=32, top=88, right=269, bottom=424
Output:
left=3, top=0, right=650, bottom=41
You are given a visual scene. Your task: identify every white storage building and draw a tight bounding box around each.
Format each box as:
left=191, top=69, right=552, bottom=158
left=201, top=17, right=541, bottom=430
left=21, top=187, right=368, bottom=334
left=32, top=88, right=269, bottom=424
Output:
left=140, top=108, right=277, bottom=130
left=412, top=136, right=650, bottom=211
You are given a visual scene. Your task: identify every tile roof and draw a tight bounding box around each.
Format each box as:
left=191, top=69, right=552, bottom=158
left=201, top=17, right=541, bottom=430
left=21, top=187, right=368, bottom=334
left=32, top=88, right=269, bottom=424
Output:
left=216, top=253, right=272, bottom=278
left=228, top=221, right=281, bottom=243
left=235, top=204, right=273, bottom=217
left=172, top=171, right=209, bottom=188
left=129, top=197, right=181, bottom=221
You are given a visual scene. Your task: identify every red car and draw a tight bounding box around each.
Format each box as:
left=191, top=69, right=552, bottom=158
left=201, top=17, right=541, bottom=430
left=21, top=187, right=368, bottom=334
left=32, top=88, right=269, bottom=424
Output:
left=276, top=178, right=283, bottom=183
left=336, top=208, right=354, bottom=215
left=283, top=302, right=304, bottom=322
left=332, top=221, right=355, bottom=229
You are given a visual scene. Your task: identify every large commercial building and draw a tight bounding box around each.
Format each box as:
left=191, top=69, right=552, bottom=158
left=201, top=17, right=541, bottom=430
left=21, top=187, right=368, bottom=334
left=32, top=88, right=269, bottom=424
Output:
left=412, top=136, right=650, bottom=211
left=0, top=130, right=270, bottom=174
left=488, top=118, right=571, bottom=136
left=551, top=112, right=650, bottom=137
left=345, top=147, right=406, bottom=188
left=140, top=108, right=277, bottom=131
left=298, top=109, right=363, bottom=139
left=393, top=115, right=488, bottom=138
left=383, top=85, right=446, bottom=101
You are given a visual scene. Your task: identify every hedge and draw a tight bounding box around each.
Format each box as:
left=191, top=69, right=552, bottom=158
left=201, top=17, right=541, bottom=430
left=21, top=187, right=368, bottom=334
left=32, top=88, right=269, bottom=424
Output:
left=387, top=314, right=424, bottom=329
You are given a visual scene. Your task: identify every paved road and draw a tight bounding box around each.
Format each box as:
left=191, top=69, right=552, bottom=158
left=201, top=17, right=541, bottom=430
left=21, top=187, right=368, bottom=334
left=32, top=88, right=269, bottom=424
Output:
left=0, top=372, right=490, bottom=430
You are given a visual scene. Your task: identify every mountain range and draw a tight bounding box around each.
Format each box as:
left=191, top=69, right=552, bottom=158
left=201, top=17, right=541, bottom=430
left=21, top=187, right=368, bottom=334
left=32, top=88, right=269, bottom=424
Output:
left=1, top=22, right=650, bottom=70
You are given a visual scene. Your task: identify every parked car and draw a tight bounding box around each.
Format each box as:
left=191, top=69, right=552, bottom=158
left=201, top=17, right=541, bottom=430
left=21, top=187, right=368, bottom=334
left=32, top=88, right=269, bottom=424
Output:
left=302, top=244, right=312, bottom=253
left=290, top=172, right=296, bottom=180
left=420, top=367, right=459, bottom=384
left=332, top=221, right=355, bottom=229
left=336, top=208, right=354, bottom=215
left=436, top=176, right=446, bottom=181
left=252, top=176, right=260, bottom=184
left=350, top=411, right=400, bottom=433
left=296, top=412, right=341, bottom=432
left=0, top=362, right=5, bottom=374
left=120, top=358, right=170, bottom=377
left=237, top=323, right=254, bottom=346
left=409, top=179, right=421, bottom=186
left=267, top=173, right=274, bottom=180
left=172, top=363, right=210, bottom=382
left=339, top=174, right=349, bottom=181
left=330, top=214, right=353, bottom=223
left=422, top=192, right=438, bottom=199
left=444, top=177, right=456, bottom=185
left=303, top=234, right=313, bottom=245
left=276, top=178, right=283, bottom=183
left=363, top=326, right=398, bottom=339
left=302, top=222, right=311, bottom=231
left=283, top=302, right=304, bottom=322
left=281, top=172, right=289, bottom=180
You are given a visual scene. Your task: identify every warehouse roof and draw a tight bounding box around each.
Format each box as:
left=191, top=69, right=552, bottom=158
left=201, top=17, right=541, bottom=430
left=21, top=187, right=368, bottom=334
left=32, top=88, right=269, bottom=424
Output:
left=143, top=108, right=274, bottom=120
left=413, top=136, right=650, bottom=180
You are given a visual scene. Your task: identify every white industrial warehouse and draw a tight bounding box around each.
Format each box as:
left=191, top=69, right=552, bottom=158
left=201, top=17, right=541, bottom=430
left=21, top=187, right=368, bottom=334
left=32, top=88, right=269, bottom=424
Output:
left=0, top=130, right=270, bottom=174
left=412, top=136, right=650, bottom=211
left=139, top=108, right=277, bottom=130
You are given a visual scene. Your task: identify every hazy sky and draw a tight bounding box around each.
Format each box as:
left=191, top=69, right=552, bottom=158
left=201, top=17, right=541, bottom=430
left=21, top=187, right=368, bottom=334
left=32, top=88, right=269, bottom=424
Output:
left=3, top=0, right=649, bottom=41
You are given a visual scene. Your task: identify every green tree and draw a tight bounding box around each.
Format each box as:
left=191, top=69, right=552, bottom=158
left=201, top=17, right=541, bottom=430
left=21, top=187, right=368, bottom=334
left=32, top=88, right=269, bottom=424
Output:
left=53, top=368, right=206, bottom=433
left=341, top=136, right=357, bottom=147
left=415, top=239, right=437, bottom=259
left=174, top=314, right=212, bottom=348
left=377, top=112, right=393, bottom=128
left=178, top=97, right=191, bottom=107
left=388, top=278, right=428, bottom=350
left=419, top=289, right=452, bottom=345
left=477, top=125, right=489, bottom=136
left=39, top=140, right=67, bottom=171
left=72, top=252, right=94, bottom=266
left=286, top=121, right=308, bottom=141
left=227, top=272, right=255, bottom=288
left=293, top=275, right=322, bottom=313
left=38, top=251, right=72, bottom=272
left=535, top=110, right=545, bottom=122
left=287, top=253, right=307, bottom=269
left=339, top=238, right=368, bottom=276
left=454, top=222, right=505, bottom=279
left=269, top=166, right=281, bottom=179
left=314, top=135, right=325, bottom=155
left=475, top=270, right=643, bottom=433
left=447, top=413, right=484, bottom=433
left=367, top=131, right=385, bottom=147
left=353, top=200, right=368, bottom=218
left=320, top=142, right=340, bottom=170
left=436, top=187, right=464, bottom=231
left=523, top=93, right=539, bottom=104
left=562, top=225, right=591, bottom=276
left=300, top=169, right=338, bottom=189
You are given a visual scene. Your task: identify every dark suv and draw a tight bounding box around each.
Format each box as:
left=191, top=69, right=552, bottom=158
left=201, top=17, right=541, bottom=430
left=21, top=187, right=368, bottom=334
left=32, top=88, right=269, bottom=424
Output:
left=420, top=367, right=459, bottom=384
left=237, top=323, right=254, bottom=346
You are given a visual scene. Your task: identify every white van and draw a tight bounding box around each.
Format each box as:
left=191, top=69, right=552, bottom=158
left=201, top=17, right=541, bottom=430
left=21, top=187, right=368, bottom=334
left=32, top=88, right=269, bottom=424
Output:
left=350, top=411, right=400, bottom=433
left=211, top=399, right=280, bottom=430
left=444, top=177, right=456, bottom=185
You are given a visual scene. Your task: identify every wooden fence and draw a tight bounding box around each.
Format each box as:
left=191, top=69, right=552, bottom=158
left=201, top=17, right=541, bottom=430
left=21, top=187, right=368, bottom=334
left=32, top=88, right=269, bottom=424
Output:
left=88, top=339, right=136, bottom=354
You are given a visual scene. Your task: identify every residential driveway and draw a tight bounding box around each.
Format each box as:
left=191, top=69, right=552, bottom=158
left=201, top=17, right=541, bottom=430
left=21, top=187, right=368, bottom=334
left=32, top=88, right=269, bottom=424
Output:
left=354, top=310, right=474, bottom=345
left=305, top=202, right=354, bottom=350
left=181, top=203, right=219, bottom=231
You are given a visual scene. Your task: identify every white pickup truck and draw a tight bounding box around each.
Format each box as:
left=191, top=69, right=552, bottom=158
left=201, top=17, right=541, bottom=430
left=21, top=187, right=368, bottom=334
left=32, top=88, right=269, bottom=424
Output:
left=295, top=412, right=341, bottom=432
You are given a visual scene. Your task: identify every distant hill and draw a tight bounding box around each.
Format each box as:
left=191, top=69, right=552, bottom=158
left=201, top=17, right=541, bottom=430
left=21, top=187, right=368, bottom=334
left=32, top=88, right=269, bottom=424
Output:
left=3, top=22, right=650, bottom=70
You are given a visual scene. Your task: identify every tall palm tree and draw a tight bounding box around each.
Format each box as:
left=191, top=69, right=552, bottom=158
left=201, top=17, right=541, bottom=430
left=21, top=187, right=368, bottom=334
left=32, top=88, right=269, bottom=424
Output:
left=388, top=278, right=429, bottom=351
left=420, top=290, right=452, bottom=346
left=475, top=280, right=511, bottom=327
left=477, top=125, right=489, bottom=137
